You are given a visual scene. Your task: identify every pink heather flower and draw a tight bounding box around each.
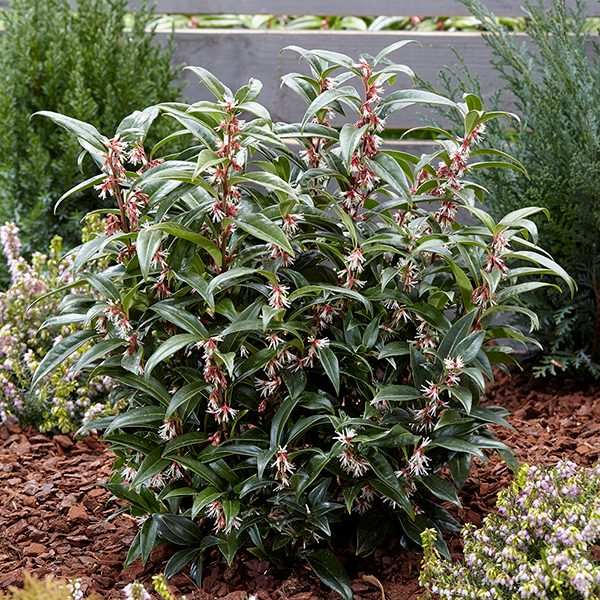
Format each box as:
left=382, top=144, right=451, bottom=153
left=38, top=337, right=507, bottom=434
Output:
left=268, top=282, right=291, bottom=309
left=346, top=247, right=365, bottom=273
left=158, top=418, right=178, bottom=441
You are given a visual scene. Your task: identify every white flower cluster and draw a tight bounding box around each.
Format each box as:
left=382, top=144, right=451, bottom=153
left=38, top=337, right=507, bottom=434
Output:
left=420, top=460, right=600, bottom=599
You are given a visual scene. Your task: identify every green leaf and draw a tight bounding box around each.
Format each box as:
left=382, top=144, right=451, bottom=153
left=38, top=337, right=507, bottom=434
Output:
left=185, top=66, right=231, bottom=99
left=305, top=550, right=353, bottom=600
left=420, top=474, right=461, bottom=506
left=232, top=212, right=294, bottom=257
left=319, top=347, right=339, bottom=394
left=154, top=514, right=204, bottom=545
left=301, top=87, right=361, bottom=129
left=356, top=509, right=389, bottom=556
left=151, top=300, right=209, bottom=337
left=270, top=397, right=299, bottom=450
left=429, top=436, right=486, bottom=461
left=164, top=548, right=201, bottom=579
left=31, top=330, right=97, bottom=389
left=140, top=517, right=158, bottom=564
left=72, top=338, right=126, bottom=374
left=191, top=488, right=224, bottom=519
left=166, top=382, right=208, bottom=419
left=104, top=406, right=167, bottom=435
left=151, top=222, right=222, bottom=268
left=145, top=333, right=203, bottom=379
left=339, top=123, right=369, bottom=169
left=368, top=152, right=412, bottom=200
left=230, top=171, right=297, bottom=199
left=373, top=40, right=420, bottom=65
left=372, top=385, right=422, bottom=405
left=131, top=447, right=171, bottom=488
left=35, top=110, right=105, bottom=153
left=137, top=227, right=165, bottom=281
left=506, top=250, right=575, bottom=295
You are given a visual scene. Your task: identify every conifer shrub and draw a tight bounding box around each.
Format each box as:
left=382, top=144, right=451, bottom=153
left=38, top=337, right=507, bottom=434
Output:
left=421, top=0, right=600, bottom=376
left=0, top=0, right=183, bottom=283
left=34, top=44, right=572, bottom=596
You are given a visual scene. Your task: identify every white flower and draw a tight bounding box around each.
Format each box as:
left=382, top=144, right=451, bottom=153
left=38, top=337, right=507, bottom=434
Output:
left=333, top=428, right=357, bottom=447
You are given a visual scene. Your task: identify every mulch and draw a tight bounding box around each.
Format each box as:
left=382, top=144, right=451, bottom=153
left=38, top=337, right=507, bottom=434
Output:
left=1, top=366, right=599, bottom=600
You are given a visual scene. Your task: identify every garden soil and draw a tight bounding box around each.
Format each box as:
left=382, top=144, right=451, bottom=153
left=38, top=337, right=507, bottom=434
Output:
left=1, top=366, right=599, bottom=600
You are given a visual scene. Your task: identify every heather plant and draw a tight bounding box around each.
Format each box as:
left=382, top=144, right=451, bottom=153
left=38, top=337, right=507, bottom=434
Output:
left=34, top=43, right=573, bottom=596
left=420, top=0, right=600, bottom=377
left=0, top=220, right=111, bottom=432
left=0, top=0, right=183, bottom=282
left=421, top=460, right=600, bottom=599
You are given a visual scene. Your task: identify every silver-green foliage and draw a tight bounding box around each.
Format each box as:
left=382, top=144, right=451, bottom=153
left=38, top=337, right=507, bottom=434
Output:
left=35, top=43, right=572, bottom=597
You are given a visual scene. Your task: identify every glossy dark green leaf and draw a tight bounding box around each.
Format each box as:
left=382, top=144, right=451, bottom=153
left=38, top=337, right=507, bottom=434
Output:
left=154, top=514, right=204, bottom=545
left=31, top=330, right=97, bottom=389
left=305, top=549, right=353, bottom=600
left=164, top=548, right=201, bottom=579
left=356, top=509, right=389, bottom=556
left=319, top=346, right=339, bottom=394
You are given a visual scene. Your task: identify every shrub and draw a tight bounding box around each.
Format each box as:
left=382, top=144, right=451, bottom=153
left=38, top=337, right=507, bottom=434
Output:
left=0, top=0, right=183, bottom=283
left=35, top=43, right=572, bottom=597
left=0, top=220, right=111, bottom=432
left=420, top=460, right=600, bottom=599
left=420, top=0, right=600, bottom=377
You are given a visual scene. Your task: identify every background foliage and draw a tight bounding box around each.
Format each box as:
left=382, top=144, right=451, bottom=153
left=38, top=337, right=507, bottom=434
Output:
left=0, top=0, right=183, bottom=284
left=421, top=0, right=600, bottom=376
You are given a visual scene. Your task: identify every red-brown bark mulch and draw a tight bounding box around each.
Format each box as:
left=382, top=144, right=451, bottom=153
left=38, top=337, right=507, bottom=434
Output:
left=1, top=366, right=599, bottom=600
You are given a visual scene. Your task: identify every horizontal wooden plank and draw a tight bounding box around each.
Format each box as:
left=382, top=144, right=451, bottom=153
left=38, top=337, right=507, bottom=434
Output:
left=4, top=0, right=598, bottom=16
left=129, top=0, right=597, bottom=17
left=160, top=29, right=514, bottom=128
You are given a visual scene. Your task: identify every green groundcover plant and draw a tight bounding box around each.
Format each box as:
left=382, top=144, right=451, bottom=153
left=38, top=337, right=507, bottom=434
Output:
left=0, top=0, right=183, bottom=279
left=0, top=220, right=111, bottom=432
left=33, top=43, right=572, bottom=597
left=420, top=0, right=600, bottom=377
left=420, top=460, right=600, bottom=599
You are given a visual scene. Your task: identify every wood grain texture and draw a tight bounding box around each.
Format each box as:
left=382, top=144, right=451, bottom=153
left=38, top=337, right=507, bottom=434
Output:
left=128, top=0, right=597, bottom=17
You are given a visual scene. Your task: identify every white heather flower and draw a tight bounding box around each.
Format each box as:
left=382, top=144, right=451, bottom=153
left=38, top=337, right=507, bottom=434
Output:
left=123, top=582, right=152, bottom=600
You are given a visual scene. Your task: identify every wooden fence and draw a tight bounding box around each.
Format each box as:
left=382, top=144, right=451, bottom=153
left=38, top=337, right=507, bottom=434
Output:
left=3, top=1, right=598, bottom=148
